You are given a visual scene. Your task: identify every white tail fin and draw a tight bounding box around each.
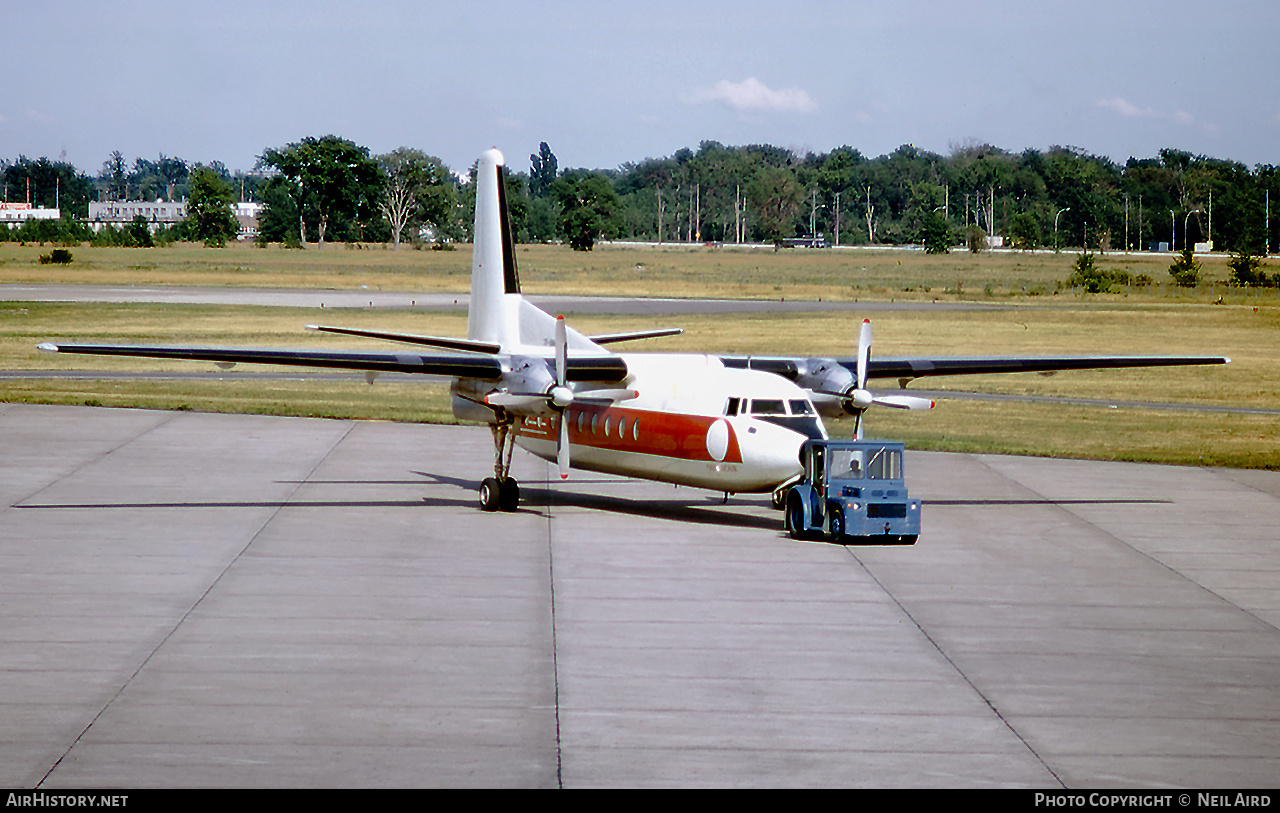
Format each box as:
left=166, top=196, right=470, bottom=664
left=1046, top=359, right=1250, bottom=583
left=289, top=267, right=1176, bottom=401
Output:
left=467, top=149, right=520, bottom=347
left=466, top=148, right=605, bottom=356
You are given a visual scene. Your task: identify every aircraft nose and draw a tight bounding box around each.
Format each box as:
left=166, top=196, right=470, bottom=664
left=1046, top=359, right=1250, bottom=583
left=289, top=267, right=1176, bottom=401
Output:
left=737, top=420, right=804, bottom=485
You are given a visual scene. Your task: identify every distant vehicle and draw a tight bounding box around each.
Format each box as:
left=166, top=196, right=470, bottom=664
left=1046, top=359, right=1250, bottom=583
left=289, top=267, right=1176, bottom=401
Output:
left=782, top=236, right=829, bottom=248
left=784, top=439, right=920, bottom=545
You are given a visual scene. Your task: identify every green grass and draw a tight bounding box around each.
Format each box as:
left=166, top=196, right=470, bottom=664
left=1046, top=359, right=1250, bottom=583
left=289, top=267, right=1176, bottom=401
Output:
left=3, top=243, right=1277, bottom=469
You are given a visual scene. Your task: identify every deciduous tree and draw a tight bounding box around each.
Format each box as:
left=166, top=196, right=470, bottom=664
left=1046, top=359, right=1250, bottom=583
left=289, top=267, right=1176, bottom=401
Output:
left=184, top=166, right=239, bottom=246
left=377, top=147, right=454, bottom=248
left=552, top=171, right=620, bottom=251
left=260, top=136, right=384, bottom=247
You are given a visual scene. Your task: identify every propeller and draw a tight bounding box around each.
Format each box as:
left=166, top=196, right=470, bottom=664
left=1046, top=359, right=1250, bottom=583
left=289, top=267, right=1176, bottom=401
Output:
left=483, top=315, right=637, bottom=480
left=554, top=316, right=571, bottom=479
left=848, top=319, right=933, bottom=439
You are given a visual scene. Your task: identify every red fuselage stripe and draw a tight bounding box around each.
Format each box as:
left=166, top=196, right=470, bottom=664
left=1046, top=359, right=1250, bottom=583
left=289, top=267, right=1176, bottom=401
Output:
left=516, top=406, right=742, bottom=464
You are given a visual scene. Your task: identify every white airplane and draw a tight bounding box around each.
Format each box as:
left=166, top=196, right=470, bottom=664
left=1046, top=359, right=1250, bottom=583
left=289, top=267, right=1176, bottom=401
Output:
left=40, top=148, right=1229, bottom=513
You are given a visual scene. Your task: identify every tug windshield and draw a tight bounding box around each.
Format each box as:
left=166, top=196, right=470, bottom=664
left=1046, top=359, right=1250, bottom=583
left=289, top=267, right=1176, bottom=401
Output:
left=828, top=447, right=903, bottom=481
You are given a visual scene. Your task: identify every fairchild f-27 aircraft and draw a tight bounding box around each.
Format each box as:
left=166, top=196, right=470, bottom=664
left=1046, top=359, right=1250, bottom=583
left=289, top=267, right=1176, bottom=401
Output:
left=40, top=149, right=1229, bottom=513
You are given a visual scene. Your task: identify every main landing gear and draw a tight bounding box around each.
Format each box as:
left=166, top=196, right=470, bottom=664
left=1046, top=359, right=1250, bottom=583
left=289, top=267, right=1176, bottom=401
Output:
left=479, top=475, right=519, bottom=512
left=481, top=417, right=521, bottom=512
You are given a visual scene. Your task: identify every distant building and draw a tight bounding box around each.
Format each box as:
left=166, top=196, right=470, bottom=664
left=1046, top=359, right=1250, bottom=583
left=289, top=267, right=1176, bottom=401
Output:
left=87, top=199, right=186, bottom=233
left=232, top=201, right=262, bottom=241
left=1, top=202, right=61, bottom=229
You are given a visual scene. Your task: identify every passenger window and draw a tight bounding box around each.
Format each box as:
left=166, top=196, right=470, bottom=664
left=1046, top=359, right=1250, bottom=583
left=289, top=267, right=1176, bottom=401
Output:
left=726, top=397, right=740, bottom=416
left=632, top=419, right=639, bottom=440
left=619, top=416, right=627, bottom=438
left=591, top=414, right=599, bottom=434
left=604, top=416, right=611, bottom=437
left=577, top=411, right=585, bottom=433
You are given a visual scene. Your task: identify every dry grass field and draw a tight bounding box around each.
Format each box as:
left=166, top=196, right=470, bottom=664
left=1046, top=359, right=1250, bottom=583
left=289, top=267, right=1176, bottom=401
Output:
left=4, top=239, right=1277, bottom=302
left=3, top=241, right=1277, bottom=469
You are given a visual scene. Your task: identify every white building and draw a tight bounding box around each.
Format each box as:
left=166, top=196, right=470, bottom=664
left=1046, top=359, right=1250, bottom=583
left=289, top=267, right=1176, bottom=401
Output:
left=233, top=201, right=262, bottom=241
left=1, top=202, right=61, bottom=229
left=87, top=199, right=187, bottom=233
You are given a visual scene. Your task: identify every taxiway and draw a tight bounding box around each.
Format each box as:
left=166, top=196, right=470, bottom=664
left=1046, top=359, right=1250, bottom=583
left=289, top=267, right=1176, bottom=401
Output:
left=2, top=404, right=1278, bottom=788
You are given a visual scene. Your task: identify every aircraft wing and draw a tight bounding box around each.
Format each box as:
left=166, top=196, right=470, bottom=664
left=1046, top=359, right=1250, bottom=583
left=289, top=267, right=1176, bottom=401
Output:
left=722, top=354, right=1230, bottom=383
left=862, top=354, right=1231, bottom=381
left=36, top=342, right=631, bottom=383
left=37, top=342, right=506, bottom=379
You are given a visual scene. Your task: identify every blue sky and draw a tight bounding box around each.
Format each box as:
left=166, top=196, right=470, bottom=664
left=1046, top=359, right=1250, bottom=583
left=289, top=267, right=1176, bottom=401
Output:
left=4, top=0, right=1278, bottom=177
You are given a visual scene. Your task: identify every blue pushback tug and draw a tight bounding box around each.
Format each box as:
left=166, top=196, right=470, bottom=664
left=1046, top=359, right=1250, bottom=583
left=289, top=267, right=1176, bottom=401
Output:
left=784, top=439, right=920, bottom=545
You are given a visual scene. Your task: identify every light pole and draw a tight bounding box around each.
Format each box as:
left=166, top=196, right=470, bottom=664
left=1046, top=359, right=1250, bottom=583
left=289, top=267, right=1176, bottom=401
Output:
left=1170, top=209, right=1176, bottom=251
left=1185, top=208, right=1201, bottom=252
left=1054, top=207, right=1070, bottom=252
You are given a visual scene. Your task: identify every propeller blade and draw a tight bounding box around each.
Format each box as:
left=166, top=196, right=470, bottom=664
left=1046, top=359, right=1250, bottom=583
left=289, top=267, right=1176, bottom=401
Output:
left=555, top=315, right=567, bottom=388
left=573, top=388, right=639, bottom=404
left=558, top=411, right=570, bottom=479
left=857, top=318, right=871, bottom=391
left=872, top=394, right=935, bottom=410
left=484, top=391, right=548, bottom=411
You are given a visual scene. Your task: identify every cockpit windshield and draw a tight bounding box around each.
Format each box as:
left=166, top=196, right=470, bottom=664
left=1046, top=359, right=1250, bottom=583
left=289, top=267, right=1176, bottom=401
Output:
left=723, top=395, right=826, bottom=440
left=749, top=399, right=786, bottom=415
left=788, top=399, right=814, bottom=415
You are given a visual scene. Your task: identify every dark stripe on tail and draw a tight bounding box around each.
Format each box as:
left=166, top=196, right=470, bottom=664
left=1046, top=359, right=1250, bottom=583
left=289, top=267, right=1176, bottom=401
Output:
left=496, top=165, right=520, bottom=294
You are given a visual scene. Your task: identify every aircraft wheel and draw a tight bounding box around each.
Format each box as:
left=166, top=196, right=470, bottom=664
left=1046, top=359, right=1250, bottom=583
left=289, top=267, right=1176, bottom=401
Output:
left=498, top=477, right=520, bottom=512
left=479, top=477, right=502, bottom=512
left=828, top=506, right=845, bottom=543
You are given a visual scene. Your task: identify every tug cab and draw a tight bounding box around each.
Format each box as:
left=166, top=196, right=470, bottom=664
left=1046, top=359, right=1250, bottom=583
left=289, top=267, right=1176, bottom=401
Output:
left=784, top=439, right=920, bottom=545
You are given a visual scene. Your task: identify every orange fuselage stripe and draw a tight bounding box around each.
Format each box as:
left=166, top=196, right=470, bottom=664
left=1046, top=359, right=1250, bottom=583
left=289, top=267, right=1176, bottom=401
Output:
left=516, top=406, right=742, bottom=464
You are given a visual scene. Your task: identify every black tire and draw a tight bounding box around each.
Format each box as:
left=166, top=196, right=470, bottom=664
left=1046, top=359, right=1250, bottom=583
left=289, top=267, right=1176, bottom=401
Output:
left=828, top=506, right=845, bottom=543
left=479, top=477, right=502, bottom=511
left=785, top=494, right=806, bottom=540
left=498, top=477, right=520, bottom=512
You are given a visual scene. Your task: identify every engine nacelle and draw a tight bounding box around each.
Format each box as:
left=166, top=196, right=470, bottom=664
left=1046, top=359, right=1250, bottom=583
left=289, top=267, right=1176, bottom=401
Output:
left=486, top=356, right=558, bottom=416
left=794, top=357, right=857, bottom=418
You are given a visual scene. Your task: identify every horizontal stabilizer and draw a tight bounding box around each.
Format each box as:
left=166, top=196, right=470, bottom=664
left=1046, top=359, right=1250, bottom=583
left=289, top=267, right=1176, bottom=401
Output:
left=589, top=328, right=684, bottom=345
left=306, top=325, right=500, bottom=354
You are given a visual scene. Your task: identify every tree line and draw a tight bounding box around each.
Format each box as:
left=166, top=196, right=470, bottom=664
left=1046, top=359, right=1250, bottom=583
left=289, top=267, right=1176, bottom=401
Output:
left=5, top=137, right=1280, bottom=258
